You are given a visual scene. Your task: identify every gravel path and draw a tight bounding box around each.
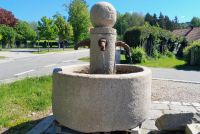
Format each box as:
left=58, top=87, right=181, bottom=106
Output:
left=152, top=79, right=200, bottom=103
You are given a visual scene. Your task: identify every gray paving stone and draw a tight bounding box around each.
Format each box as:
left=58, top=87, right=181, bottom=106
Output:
left=192, top=102, right=200, bottom=107
left=141, top=129, right=151, bottom=134
left=185, top=123, right=200, bottom=134
left=155, top=113, right=200, bottom=131
left=196, top=107, right=200, bottom=112
left=131, top=126, right=141, bottom=134
left=163, top=110, right=182, bottom=114
left=170, top=102, right=182, bottom=105
left=182, top=102, right=191, bottom=106
left=160, top=101, right=170, bottom=104
left=141, top=120, right=158, bottom=130
left=148, top=110, right=163, bottom=120
left=152, top=101, right=160, bottom=104
left=169, top=105, right=197, bottom=112
left=151, top=104, right=169, bottom=110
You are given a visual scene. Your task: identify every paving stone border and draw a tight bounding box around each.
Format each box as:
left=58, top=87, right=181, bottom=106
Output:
left=27, top=101, right=200, bottom=134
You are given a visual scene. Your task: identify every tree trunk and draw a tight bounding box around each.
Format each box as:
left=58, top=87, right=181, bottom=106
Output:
left=48, top=41, right=50, bottom=52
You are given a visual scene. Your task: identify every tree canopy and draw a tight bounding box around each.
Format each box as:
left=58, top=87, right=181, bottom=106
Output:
left=54, top=15, right=73, bottom=42
left=0, top=34, right=2, bottom=41
left=0, top=24, right=16, bottom=48
left=0, top=8, right=18, bottom=27
left=114, top=12, right=144, bottom=37
left=38, top=16, right=58, bottom=41
left=15, top=21, right=37, bottom=42
left=66, top=0, right=91, bottom=44
left=191, top=17, right=200, bottom=27
left=145, top=12, right=179, bottom=31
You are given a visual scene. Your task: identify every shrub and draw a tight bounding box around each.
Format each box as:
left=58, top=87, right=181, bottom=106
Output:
left=124, top=23, right=185, bottom=57
left=131, top=47, right=146, bottom=63
left=184, top=41, right=200, bottom=66
left=164, top=50, right=175, bottom=58
left=152, top=50, right=162, bottom=59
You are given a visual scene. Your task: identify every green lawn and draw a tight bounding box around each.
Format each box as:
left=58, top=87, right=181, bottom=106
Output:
left=0, top=56, right=6, bottom=59
left=32, top=48, right=75, bottom=54
left=32, top=47, right=88, bottom=54
left=139, top=57, right=186, bottom=68
left=79, top=57, right=90, bottom=62
left=79, top=56, right=200, bottom=70
left=138, top=57, right=200, bottom=70
left=0, top=76, right=52, bottom=132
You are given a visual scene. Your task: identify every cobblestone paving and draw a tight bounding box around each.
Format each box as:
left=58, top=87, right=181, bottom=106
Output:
left=28, top=101, right=200, bottom=134
left=141, top=101, right=200, bottom=134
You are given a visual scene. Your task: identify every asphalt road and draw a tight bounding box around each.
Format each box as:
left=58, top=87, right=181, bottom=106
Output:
left=0, top=49, right=200, bottom=83
left=0, top=50, right=89, bottom=83
left=151, top=67, right=200, bottom=83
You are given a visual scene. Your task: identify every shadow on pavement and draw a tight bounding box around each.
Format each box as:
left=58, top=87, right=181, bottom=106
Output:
left=175, top=64, right=200, bottom=71
left=2, top=118, right=43, bottom=134
left=10, top=50, right=38, bottom=53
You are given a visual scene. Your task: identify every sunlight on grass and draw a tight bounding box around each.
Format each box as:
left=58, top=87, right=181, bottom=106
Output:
left=138, top=57, right=186, bottom=68
left=0, top=56, right=6, bottom=59
left=32, top=48, right=74, bottom=54
left=0, top=76, right=52, bottom=129
left=79, top=57, right=90, bottom=62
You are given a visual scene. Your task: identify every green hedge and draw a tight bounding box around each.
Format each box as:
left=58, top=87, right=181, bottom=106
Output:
left=124, top=23, right=186, bottom=57
left=184, top=41, right=200, bottom=66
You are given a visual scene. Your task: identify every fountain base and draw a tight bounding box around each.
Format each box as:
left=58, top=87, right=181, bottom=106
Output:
left=52, top=64, right=151, bottom=133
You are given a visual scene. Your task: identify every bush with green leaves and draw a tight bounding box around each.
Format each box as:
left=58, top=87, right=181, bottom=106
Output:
left=131, top=47, right=146, bottom=63
left=184, top=41, right=200, bottom=66
left=0, top=24, right=16, bottom=48
left=124, top=23, right=185, bottom=58
left=164, top=50, right=175, bottom=58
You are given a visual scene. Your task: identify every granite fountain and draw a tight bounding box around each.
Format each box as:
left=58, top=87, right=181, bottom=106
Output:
left=52, top=2, right=152, bottom=133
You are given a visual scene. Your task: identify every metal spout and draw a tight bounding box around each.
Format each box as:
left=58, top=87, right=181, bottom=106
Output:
left=98, top=38, right=107, bottom=51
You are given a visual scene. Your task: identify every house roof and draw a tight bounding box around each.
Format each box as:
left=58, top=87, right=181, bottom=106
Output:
left=173, top=27, right=200, bottom=42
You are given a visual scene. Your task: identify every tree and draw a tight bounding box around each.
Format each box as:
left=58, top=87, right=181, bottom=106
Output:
left=191, top=17, right=200, bottom=27
left=38, top=16, right=58, bottom=50
left=0, top=34, right=2, bottom=41
left=38, top=16, right=58, bottom=41
left=173, top=16, right=179, bottom=29
left=114, top=13, right=129, bottom=37
left=145, top=13, right=154, bottom=26
left=115, top=12, right=144, bottom=38
left=0, top=24, right=16, bottom=48
left=152, top=14, right=158, bottom=26
left=158, top=12, right=166, bottom=29
left=164, top=16, right=173, bottom=31
left=54, top=15, right=73, bottom=42
left=0, top=8, right=18, bottom=27
left=29, top=21, right=38, bottom=31
left=15, top=21, right=37, bottom=47
left=66, top=0, right=91, bottom=44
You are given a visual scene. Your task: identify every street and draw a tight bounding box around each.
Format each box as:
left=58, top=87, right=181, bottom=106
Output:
left=0, top=49, right=200, bottom=83
left=0, top=50, right=89, bottom=83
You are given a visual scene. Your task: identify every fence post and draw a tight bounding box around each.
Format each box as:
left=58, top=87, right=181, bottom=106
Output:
left=190, top=47, right=194, bottom=65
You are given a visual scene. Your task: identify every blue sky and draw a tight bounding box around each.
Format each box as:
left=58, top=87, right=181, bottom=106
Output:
left=0, top=0, right=199, bottom=23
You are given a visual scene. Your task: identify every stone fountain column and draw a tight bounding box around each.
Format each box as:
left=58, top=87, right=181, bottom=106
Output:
left=52, top=1, right=152, bottom=133
left=90, top=2, right=117, bottom=74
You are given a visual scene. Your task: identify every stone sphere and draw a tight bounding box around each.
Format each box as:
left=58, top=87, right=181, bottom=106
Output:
left=90, top=2, right=117, bottom=27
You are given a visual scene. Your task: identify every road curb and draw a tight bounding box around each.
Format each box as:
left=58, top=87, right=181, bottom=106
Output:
left=152, top=77, right=200, bottom=84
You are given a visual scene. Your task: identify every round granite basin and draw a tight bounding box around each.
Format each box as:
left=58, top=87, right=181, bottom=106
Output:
left=52, top=64, right=152, bottom=133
